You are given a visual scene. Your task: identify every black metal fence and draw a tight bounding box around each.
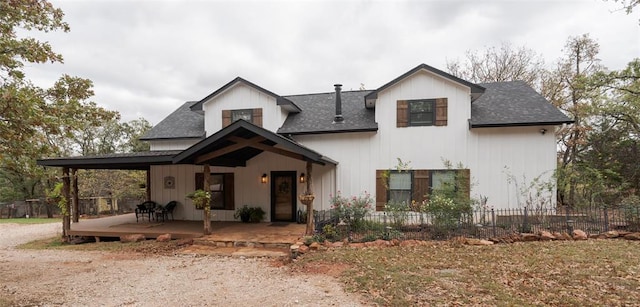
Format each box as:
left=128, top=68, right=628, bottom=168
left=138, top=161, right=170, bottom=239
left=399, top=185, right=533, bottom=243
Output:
left=313, top=206, right=640, bottom=242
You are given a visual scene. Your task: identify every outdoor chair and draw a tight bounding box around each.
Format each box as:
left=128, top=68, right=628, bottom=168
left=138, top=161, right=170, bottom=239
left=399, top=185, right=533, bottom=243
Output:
left=135, top=200, right=157, bottom=222
left=155, top=201, right=177, bottom=222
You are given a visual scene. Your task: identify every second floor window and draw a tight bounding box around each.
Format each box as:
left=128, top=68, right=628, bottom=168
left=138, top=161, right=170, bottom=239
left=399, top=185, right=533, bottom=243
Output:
left=408, top=99, right=435, bottom=126
left=231, top=109, right=253, bottom=122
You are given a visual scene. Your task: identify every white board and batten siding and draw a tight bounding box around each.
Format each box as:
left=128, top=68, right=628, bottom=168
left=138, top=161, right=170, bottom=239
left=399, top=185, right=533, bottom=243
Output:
left=467, top=126, right=558, bottom=210
left=202, top=83, right=288, bottom=135
left=149, top=150, right=334, bottom=221
left=149, top=138, right=200, bottom=151
left=296, top=70, right=473, bottom=208
left=373, top=69, right=472, bottom=169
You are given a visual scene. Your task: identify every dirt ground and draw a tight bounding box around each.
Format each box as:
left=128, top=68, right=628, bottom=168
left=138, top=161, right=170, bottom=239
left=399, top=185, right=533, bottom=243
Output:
left=0, top=223, right=365, bottom=307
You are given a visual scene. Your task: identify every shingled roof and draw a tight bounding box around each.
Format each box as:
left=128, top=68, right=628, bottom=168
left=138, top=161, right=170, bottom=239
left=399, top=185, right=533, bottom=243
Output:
left=277, top=90, right=378, bottom=135
left=140, top=101, right=205, bottom=140
left=470, top=81, right=573, bottom=128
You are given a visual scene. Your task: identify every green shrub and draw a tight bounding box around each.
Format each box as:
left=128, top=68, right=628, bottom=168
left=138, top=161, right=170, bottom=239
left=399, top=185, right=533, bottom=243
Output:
left=384, top=200, right=410, bottom=228
left=423, top=193, right=471, bottom=229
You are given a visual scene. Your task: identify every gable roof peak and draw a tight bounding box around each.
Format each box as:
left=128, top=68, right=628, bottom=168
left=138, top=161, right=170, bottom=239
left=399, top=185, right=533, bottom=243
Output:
left=364, top=63, right=485, bottom=108
left=189, top=77, right=301, bottom=112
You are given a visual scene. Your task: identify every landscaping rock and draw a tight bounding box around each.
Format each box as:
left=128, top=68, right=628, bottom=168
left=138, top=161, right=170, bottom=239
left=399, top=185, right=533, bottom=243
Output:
left=290, top=244, right=300, bottom=251
left=349, top=243, right=365, bottom=248
left=330, top=242, right=344, bottom=248
left=309, top=242, right=320, bottom=250
left=466, top=238, right=494, bottom=246
left=156, top=234, right=172, bottom=242
left=390, top=239, right=400, bottom=246
left=521, top=233, right=539, bottom=242
left=298, top=245, right=309, bottom=254
left=623, top=232, right=640, bottom=240
left=539, top=231, right=555, bottom=241
left=555, top=232, right=573, bottom=240
left=374, top=239, right=391, bottom=247
left=120, top=234, right=145, bottom=243
left=176, top=238, right=193, bottom=246
left=572, top=229, right=588, bottom=240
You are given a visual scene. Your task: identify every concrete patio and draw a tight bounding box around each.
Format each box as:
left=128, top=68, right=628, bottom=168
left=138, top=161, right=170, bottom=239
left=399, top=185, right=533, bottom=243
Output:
left=69, top=213, right=307, bottom=246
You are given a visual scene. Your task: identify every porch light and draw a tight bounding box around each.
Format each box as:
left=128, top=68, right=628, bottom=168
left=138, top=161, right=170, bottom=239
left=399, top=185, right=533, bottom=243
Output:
left=261, top=173, right=268, bottom=184
left=299, top=173, right=305, bottom=183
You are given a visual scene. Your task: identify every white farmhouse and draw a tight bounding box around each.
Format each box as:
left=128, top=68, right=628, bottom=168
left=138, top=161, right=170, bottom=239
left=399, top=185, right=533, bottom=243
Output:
left=39, top=64, right=572, bottom=221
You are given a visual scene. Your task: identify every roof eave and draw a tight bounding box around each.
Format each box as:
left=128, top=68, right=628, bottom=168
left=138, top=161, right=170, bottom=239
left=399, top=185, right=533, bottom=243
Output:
left=470, top=120, right=575, bottom=128
left=278, top=127, right=379, bottom=136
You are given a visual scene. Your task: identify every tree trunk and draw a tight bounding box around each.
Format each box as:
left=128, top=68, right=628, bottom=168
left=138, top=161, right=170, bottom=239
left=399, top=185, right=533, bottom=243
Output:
left=203, top=164, right=211, bottom=235
left=305, top=161, right=315, bottom=235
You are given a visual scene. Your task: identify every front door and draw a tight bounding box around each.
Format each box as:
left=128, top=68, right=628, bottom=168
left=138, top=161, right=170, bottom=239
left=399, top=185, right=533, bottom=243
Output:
left=271, top=171, right=296, bottom=222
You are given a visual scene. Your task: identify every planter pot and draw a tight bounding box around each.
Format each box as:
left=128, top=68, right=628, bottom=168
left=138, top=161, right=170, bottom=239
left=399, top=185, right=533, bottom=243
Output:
left=240, top=214, right=251, bottom=223
left=299, top=194, right=315, bottom=206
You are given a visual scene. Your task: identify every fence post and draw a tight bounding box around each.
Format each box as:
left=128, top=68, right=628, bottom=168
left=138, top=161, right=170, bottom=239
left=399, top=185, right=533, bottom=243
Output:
left=603, top=206, right=609, bottom=233
left=491, top=209, right=496, bottom=238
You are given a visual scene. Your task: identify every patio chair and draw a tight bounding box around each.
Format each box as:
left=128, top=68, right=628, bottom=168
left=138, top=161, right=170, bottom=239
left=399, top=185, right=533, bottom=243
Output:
left=135, top=200, right=157, bottom=222
left=155, top=201, right=178, bottom=222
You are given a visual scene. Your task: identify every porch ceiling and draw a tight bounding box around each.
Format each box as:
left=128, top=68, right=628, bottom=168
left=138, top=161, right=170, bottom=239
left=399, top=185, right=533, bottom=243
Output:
left=173, top=119, right=337, bottom=167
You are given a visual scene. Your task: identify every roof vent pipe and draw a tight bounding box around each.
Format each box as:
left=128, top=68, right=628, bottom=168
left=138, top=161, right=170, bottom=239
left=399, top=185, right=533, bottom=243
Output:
left=333, top=84, right=344, bottom=123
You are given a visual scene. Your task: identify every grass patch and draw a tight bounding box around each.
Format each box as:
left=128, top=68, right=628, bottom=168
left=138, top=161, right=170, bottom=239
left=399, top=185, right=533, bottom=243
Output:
left=0, top=218, right=58, bottom=224
left=18, top=236, right=186, bottom=255
left=293, top=240, right=640, bottom=306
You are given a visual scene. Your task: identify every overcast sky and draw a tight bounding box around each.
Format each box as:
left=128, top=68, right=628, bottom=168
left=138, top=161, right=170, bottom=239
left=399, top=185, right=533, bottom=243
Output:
left=23, top=0, right=640, bottom=124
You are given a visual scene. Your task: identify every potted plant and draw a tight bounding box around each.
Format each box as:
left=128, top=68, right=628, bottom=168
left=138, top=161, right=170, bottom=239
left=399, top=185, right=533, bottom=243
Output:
left=249, top=207, right=265, bottom=223
left=234, top=205, right=252, bottom=223
left=234, top=206, right=266, bottom=223
left=186, top=189, right=211, bottom=210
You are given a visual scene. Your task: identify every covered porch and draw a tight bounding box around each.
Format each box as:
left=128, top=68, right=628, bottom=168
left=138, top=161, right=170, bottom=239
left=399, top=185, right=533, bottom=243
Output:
left=37, top=119, right=335, bottom=238
left=70, top=213, right=306, bottom=245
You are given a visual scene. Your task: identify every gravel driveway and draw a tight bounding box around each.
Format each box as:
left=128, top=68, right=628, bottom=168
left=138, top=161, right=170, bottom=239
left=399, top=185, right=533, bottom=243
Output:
left=0, top=223, right=364, bottom=306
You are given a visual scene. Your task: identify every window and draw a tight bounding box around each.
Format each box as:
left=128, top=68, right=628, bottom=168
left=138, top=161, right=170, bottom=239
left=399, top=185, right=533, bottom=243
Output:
left=375, top=169, right=469, bottom=211
left=208, top=174, right=225, bottom=209
left=195, top=173, right=235, bottom=210
left=396, top=98, right=447, bottom=127
left=408, top=99, right=435, bottom=126
left=389, top=172, right=412, bottom=204
left=231, top=109, right=253, bottom=122
left=431, top=170, right=456, bottom=193
left=222, top=108, right=263, bottom=128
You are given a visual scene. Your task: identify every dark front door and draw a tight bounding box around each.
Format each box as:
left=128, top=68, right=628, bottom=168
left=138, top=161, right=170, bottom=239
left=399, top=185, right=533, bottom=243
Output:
left=271, top=171, right=296, bottom=222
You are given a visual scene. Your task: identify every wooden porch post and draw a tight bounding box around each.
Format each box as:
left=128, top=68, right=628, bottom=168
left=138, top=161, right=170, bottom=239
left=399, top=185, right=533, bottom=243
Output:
left=203, top=164, right=211, bottom=235
left=305, top=161, right=315, bottom=235
left=146, top=169, right=151, bottom=201
left=71, top=168, right=79, bottom=223
left=62, top=167, right=71, bottom=241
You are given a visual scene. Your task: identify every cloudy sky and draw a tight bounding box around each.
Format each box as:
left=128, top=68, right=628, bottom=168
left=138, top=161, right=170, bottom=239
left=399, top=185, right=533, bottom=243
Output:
left=24, top=0, right=639, bottom=124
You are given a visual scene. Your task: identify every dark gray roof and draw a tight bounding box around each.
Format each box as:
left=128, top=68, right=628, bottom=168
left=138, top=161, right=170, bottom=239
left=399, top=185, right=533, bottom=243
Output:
left=189, top=77, right=301, bottom=113
left=470, top=81, right=573, bottom=128
left=37, top=151, right=181, bottom=170
left=173, top=119, right=336, bottom=166
left=140, top=101, right=205, bottom=140
left=277, top=90, right=378, bottom=135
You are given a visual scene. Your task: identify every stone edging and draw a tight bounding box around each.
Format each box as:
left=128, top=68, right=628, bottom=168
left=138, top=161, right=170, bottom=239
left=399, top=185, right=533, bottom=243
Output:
left=290, top=229, right=640, bottom=257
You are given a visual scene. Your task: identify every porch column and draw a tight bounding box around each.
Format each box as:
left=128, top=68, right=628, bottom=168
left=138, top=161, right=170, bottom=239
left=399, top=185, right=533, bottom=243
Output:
left=305, top=161, right=315, bottom=235
left=62, top=167, right=71, bottom=240
left=71, top=168, right=79, bottom=223
left=203, top=164, right=212, bottom=235
left=146, top=169, right=151, bottom=201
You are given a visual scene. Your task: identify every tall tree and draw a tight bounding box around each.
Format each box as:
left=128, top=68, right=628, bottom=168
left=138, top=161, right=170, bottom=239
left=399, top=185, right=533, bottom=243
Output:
left=446, top=42, right=546, bottom=89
